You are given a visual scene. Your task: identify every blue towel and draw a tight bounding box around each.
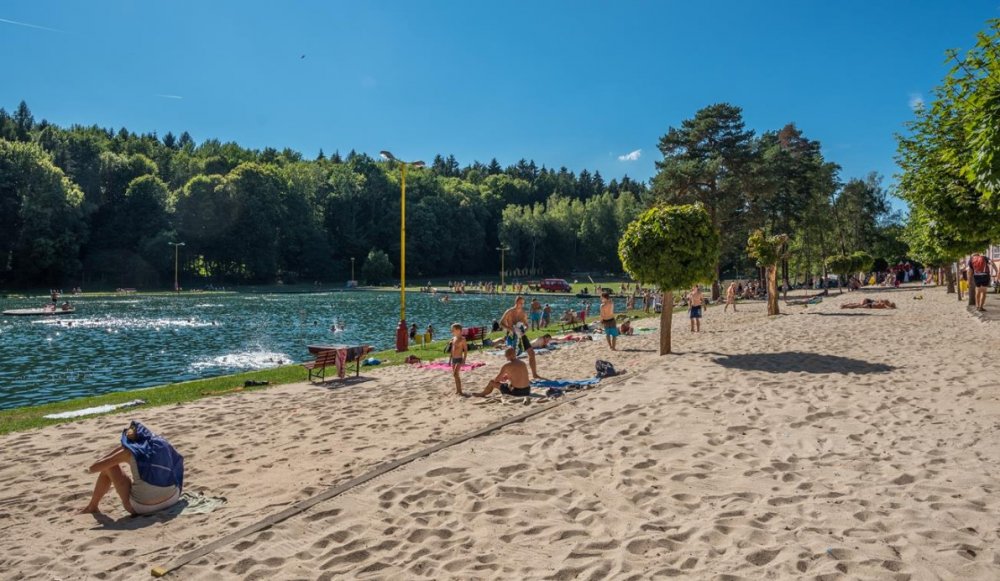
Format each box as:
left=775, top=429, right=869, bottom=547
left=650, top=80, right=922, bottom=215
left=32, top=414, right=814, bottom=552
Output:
left=531, top=378, right=601, bottom=389
left=121, top=421, right=184, bottom=490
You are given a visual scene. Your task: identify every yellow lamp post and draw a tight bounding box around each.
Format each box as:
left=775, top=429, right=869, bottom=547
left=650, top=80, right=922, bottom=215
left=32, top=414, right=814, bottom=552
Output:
left=168, top=241, right=185, bottom=293
left=380, top=150, right=425, bottom=351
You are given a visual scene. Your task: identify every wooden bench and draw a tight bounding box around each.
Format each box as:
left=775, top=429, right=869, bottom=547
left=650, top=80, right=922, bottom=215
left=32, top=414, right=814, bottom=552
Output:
left=461, top=326, right=488, bottom=349
left=303, top=345, right=371, bottom=382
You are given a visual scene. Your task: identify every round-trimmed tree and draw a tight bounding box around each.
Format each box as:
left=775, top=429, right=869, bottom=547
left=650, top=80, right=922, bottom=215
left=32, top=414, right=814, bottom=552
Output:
left=824, top=254, right=853, bottom=294
left=850, top=251, right=874, bottom=277
left=618, top=204, right=720, bottom=355
left=747, top=230, right=789, bottom=315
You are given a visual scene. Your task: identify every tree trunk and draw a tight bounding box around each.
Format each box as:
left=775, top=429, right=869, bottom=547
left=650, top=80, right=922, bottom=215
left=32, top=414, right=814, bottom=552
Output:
left=711, top=264, right=721, bottom=302
left=968, top=268, right=977, bottom=306
left=955, top=262, right=963, bottom=300
left=659, top=291, right=673, bottom=355
left=766, top=265, right=779, bottom=316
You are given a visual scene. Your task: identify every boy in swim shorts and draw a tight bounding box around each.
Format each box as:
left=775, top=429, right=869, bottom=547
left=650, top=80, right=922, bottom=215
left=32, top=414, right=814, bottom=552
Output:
left=687, top=284, right=703, bottom=332
left=449, top=323, right=468, bottom=395
left=599, top=292, right=619, bottom=350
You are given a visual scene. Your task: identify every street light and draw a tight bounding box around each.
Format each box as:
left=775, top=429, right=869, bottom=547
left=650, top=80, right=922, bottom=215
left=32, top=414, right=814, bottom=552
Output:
left=168, top=242, right=185, bottom=293
left=496, top=244, right=510, bottom=294
left=381, top=150, right=425, bottom=351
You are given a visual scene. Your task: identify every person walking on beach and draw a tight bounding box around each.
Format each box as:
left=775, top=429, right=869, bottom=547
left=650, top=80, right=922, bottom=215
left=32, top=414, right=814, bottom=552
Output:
left=449, top=323, right=468, bottom=395
left=600, top=292, right=619, bottom=351
left=687, top=284, right=704, bottom=332
left=471, top=347, right=532, bottom=397
left=968, top=251, right=998, bottom=311
left=500, top=296, right=542, bottom=379
left=725, top=281, right=737, bottom=312
left=542, top=304, right=552, bottom=328
left=529, top=298, right=543, bottom=331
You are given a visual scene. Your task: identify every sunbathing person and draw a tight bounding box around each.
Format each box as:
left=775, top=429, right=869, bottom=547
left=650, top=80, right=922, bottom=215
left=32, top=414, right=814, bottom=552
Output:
left=841, top=298, right=896, bottom=309
left=81, top=421, right=184, bottom=515
left=471, top=347, right=532, bottom=397
left=531, top=334, right=553, bottom=349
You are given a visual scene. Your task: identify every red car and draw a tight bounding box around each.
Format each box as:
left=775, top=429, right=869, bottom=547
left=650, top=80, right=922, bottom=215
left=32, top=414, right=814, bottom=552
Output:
left=539, top=278, right=572, bottom=292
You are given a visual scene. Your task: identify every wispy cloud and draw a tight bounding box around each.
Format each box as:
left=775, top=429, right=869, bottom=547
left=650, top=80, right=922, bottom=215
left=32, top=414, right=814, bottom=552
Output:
left=154, top=94, right=184, bottom=100
left=908, top=93, right=924, bottom=111
left=618, top=149, right=642, bottom=162
left=0, top=17, right=62, bottom=33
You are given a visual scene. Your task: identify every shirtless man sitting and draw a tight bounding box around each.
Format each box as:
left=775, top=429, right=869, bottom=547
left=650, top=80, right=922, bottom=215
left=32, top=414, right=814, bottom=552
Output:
left=471, top=348, right=532, bottom=397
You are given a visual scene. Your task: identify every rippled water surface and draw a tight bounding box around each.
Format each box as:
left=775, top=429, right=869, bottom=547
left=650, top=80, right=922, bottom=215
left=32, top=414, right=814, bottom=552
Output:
left=0, top=291, right=599, bottom=409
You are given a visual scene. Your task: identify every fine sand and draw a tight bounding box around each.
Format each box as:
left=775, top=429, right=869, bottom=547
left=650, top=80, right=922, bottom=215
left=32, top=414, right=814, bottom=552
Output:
left=2, top=286, right=1000, bottom=580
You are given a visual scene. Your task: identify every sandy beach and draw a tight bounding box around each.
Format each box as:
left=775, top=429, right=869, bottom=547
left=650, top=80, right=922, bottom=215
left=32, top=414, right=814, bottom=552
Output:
left=2, top=285, right=1000, bottom=580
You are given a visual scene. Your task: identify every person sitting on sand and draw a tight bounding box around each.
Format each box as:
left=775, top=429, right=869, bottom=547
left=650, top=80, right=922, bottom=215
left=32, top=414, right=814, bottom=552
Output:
left=620, top=319, right=633, bottom=336
left=471, top=347, right=531, bottom=397
left=81, top=421, right=183, bottom=515
left=561, top=310, right=577, bottom=326
left=841, top=298, right=896, bottom=309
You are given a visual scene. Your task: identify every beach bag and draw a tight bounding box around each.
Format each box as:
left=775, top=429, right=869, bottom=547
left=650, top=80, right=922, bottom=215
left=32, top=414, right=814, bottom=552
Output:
left=595, top=360, right=617, bottom=379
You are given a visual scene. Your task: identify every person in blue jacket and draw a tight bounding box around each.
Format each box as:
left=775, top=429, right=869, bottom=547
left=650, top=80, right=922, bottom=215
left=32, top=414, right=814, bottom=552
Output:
left=81, top=421, right=184, bottom=515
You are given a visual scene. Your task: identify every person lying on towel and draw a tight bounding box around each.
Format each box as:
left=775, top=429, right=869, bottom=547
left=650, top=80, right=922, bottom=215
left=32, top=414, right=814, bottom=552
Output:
left=840, top=298, right=896, bottom=309
left=471, top=347, right=532, bottom=397
left=81, top=421, right=184, bottom=515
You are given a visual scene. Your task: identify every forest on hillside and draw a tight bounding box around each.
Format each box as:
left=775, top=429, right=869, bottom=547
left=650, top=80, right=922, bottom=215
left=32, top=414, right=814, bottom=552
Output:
left=0, top=101, right=902, bottom=289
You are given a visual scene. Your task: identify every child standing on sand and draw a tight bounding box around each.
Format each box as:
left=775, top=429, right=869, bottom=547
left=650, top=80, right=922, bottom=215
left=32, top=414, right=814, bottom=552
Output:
left=687, top=285, right=704, bottom=332
left=449, top=323, right=468, bottom=395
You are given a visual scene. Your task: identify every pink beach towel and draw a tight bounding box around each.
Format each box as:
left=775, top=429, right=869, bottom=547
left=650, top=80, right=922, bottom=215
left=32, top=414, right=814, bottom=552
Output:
left=417, top=361, right=485, bottom=372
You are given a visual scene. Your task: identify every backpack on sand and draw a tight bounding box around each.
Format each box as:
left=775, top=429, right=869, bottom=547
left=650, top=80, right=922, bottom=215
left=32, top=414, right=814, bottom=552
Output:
left=596, top=360, right=617, bottom=379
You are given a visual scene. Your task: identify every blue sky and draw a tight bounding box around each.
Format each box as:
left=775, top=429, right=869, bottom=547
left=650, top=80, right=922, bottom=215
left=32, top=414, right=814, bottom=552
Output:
left=1, top=1, right=997, bottom=196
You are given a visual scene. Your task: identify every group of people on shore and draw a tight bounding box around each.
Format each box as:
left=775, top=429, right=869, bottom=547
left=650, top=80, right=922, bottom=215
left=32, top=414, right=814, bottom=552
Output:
left=445, top=292, right=631, bottom=397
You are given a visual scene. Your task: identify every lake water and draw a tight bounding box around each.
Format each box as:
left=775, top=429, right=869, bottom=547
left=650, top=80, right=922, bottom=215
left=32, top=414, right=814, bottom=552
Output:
left=0, top=291, right=606, bottom=410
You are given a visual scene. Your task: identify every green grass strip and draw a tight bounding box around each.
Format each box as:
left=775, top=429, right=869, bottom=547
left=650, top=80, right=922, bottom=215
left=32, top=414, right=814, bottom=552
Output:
left=0, top=309, right=658, bottom=435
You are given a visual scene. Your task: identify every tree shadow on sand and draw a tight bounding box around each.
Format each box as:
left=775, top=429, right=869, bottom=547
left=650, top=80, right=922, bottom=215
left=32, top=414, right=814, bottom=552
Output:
left=710, top=351, right=895, bottom=375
